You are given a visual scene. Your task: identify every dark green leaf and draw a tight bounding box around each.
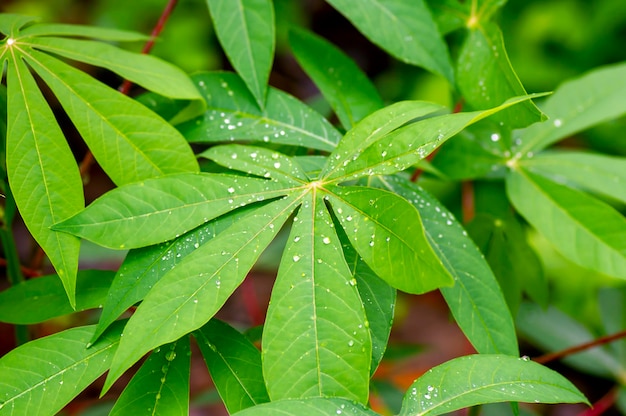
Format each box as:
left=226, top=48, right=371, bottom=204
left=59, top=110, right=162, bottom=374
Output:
left=195, top=319, right=269, bottom=413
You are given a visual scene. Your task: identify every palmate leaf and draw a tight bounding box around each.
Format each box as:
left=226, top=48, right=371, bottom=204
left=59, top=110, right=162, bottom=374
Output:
left=457, top=21, right=544, bottom=130
left=17, top=22, right=149, bottom=41
left=179, top=72, right=341, bottom=152
left=374, top=175, right=518, bottom=355
left=0, top=14, right=38, bottom=35
left=515, top=62, right=626, bottom=154
left=289, top=28, right=384, bottom=130
left=53, top=173, right=292, bottom=249
left=207, top=0, right=275, bottom=108
left=507, top=168, right=626, bottom=279
left=195, top=319, right=270, bottom=413
left=103, top=196, right=299, bottom=393
left=5, top=55, right=83, bottom=306
left=26, top=37, right=201, bottom=100
left=0, top=270, right=114, bottom=325
left=263, top=191, right=371, bottom=403
left=0, top=321, right=124, bottom=416
left=325, top=186, right=453, bottom=294
left=399, top=354, right=588, bottom=416
left=24, top=50, right=198, bottom=186
left=232, top=397, right=380, bottom=416
left=110, top=338, right=191, bottom=416
left=326, top=0, right=454, bottom=83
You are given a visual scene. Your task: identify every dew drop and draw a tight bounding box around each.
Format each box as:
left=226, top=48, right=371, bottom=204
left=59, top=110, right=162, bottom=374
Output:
left=322, top=237, right=331, bottom=244
left=553, top=118, right=563, bottom=127
left=165, top=351, right=176, bottom=361
left=346, top=216, right=353, bottom=221
left=490, top=133, right=500, bottom=142
left=293, top=255, right=301, bottom=262
left=227, top=187, right=235, bottom=193
left=274, top=162, right=281, bottom=169
left=348, top=340, right=354, bottom=347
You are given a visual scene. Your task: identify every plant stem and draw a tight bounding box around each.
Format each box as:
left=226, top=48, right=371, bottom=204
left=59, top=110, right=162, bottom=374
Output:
left=577, top=386, right=618, bottom=416
left=461, top=180, right=475, bottom=223
left=534, top=329, right=626, bottom=365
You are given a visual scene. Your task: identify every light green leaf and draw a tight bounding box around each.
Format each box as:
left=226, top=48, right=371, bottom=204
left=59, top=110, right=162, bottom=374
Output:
left=110, top=338, right=190, bottom=416
left=0, top=321, right=124, bottom=416
left=517, top=302, right=621, bottom=380
left=0, top=14, right=38, bottom=36
left=24, top=50, right=198, bottom=186
left=18, top=22, right=149, bottom=41
left=207, top=0, right=275, bottom=108
left=399, top=354, right=588, bottom=416
left=0, top=270, right=114, bottom=324
left=374, top=175, right=518, bottom=355
left=457, top=22, right=544, bottom=130
left=179, top=72, right=341, bottom=152
left=195, top=319, right=270, bottom=413
left=521, top=150, right=626, bottom=204
left=91, top=210, right=239, bottom=344
left=326, top=186, right=453, bottom=294
left=27, top=37, right=201, bottom=100
left=103, top=196, right=298, bottom=393
left=326, top=0, right=454, bottom=83
left=232, top=397, right=380, bottom=416
left=506, top=168, right=626, bottom=279
left=263, top=192, right=371, bottom=403
left=516, top=62, right=626, bottom=154
left=289, top=28, right=383, bottom=130
left=201, top=144, right=309, bottom=184
left=6, top=56, right=82, bottom=307
left=53, top=173, right=292, bottom=249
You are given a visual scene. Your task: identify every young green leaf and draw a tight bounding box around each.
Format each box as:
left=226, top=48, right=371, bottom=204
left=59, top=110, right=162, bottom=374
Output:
left=0, top=14, right=38, bottom=35
left=103, top=196, right=299, bottom=394
left=457, top=22, right=544, bottom=130
left=289, top=28, right=383, bottom=130
left=325, top=186, right=453, bottom=294
left=18, top=22, right=149, bottom=41
left=521, top=150, right=626, bottom=204
left=507, top=168, right=626, bottom=279
left=0, top=321, right=124, bottom=416
left=91, top=211, right=240, bottom=344
left=24, top=50, right=199, bottom=186
left=53, top=173, right=292, bottom=249
left=374, top=175, right=518, bottom=355
left=399, top=354, right=588, bottom=415
left=232, top=397, right=380, bottom=416
left=207, top=0, right=275, bottom=108
left=5, top=56, right=83, bottom=307
left=515, top=62, right=626, bottom=154
left=263, top=192, right=371, bottom=403
left=195, top=319, right=270, bottom=413
left=179, top=72, right=341, bottom=152
left=27, top=37, right=201, bottom=100
left=110, top=338, right=191, bottom=416
left=0, top=270, right=115, bottom=325
left=201, top=144, right=309, bottom=184
left=326, top=0, right=454, bottom=83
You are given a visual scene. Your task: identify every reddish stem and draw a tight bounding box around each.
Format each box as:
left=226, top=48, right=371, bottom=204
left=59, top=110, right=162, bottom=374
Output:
left=577, top=386, right=619, bottom=416
left=534, top=329, right=626, bottom=365
left=0, top=257, right=42, bottom=278
left=461, top=181, right=475, bottom=223
left=240, top=277, right=265, bottom=326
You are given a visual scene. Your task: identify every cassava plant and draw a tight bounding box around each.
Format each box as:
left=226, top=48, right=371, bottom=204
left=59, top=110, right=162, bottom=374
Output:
left=0, top=0, right=624, bottom=415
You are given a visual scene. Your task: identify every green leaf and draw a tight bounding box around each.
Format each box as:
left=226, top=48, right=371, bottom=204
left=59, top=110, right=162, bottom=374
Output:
left=232, top=397, right=380, bottom=416
left=0, top=14, right=38, bottom=36
left=263, top=192, right=371, bottom=403
left=103, top=196, right=298, bottom=393
left=457, top=22, right=544, bottom=130
left=288, top=28, right=383, bottom=130
left=53, top=173, right=291, bottom=249
left=91, top=211, right=239, bottom=344
left=374, top=175, right=518, bottom=355
left=24, top=50, right=199, bottom=186
left=110, top=338, right=190, bottom=416
left=179, top=72, right=341, bottom=152
left=195, top=319, right=270, bottom=413
left=6, top=56, right=83, bottom=306
left=27, top=37, right=201, bottom=100
left=506, top=168, right=626, bottom=279
left=207, top=0, right=275, bottom=108
left=0, top=321, right=124, bottom=416
left=0, top=270, right=115, bottom=324
left=517, top=302, right=621, bottom=379
left=399, top=354, right=588, bottom=416
left=516, top=62, right=626, bottom=154
left=326, top=0, right=454, bottom=83
left=598, top=288, right=626, bottom=366
left=521, top=150, right=626, bottom=204
left=326, top=186, right=453, bottom=294
left=201, top=144, right=309, bottom=184
left=18, top=22, right=149, bottom=41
